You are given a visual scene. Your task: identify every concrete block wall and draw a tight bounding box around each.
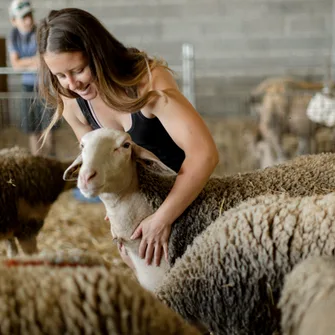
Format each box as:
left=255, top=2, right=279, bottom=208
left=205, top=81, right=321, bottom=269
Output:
left=0, top=0, right=333, bottom=116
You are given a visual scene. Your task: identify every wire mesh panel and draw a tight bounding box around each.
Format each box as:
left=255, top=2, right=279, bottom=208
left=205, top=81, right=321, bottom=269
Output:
left=0, top=90, right=78, bottom=159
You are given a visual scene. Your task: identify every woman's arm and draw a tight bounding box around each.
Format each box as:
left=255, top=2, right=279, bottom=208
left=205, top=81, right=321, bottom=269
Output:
left=9, top=52, right=39, bottom=70
left=131, top=67, right=219, bottom=266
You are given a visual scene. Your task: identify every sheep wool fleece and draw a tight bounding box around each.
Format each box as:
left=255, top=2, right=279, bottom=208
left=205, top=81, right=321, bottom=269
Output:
left=279, top=255, right=335, bottom=335
left=0, top=147, right=73, bottom=240
left=156, top=192, right=335, bottom=335
left=0, top=251, right=200, bottom=335
left=138, top=152, right=335, bottom=265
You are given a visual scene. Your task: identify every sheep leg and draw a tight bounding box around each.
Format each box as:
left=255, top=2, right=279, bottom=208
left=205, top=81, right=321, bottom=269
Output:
left=296, top=136, right=311, bottom=155
left=5, top=238, right=18, bottom=257
left=259, top=102, right=287, bottom=162
left=17, top=236, right=38, bottom=254
left=331, top=127, right=335, bottom=151
left=260, top=125, right=287, bottom=162
left=255, top=140, right=277, bottom=169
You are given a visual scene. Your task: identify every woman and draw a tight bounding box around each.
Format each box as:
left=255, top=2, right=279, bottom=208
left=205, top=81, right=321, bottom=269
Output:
left=36, top=8, right=219, bottom=268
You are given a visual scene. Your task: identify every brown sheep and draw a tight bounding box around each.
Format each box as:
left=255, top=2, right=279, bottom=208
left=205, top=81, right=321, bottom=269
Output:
left=0, top=147, right=75, bottom=256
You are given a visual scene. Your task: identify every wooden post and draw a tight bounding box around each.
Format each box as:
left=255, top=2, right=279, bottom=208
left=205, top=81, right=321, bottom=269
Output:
left=332, top=0, right=335, bottom=81
left=0, top=37, right=8, bottom=129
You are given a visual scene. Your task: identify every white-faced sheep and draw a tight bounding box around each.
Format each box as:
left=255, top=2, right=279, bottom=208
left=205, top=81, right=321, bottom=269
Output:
left=279, top=255, right=335, bottom=335
left=0, top=250, right=200, bottom=335
left=64, top=128, right=335, bottom=293
left=0, top=146, right=75, bottom=257
left=156, top=192, right=335, bottom=335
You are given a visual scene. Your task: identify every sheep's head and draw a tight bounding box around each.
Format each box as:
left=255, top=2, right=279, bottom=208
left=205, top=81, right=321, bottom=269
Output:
left=63, top=128, right=175, bottom=198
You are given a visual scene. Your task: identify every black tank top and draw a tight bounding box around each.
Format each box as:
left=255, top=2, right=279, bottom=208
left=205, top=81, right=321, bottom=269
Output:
left=76, top=98, right=185, bottom=172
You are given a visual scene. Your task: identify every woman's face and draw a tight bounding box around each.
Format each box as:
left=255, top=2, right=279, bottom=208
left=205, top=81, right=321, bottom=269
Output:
left=43, top=51, right=98, bottom=100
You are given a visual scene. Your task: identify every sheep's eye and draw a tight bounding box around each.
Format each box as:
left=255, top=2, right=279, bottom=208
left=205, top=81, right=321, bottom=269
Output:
left=144, top=159, right=153, bottom=166
left=80, top=143, right=84, bottom=149
left=123, top=142, right=130, bottom=149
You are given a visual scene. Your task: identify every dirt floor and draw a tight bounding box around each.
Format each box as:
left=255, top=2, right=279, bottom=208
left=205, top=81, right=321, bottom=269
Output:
left=0, top=116, right=334, bottom=272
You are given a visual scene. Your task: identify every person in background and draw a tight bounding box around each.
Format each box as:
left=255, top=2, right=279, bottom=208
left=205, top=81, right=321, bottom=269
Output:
left=7, top=0, right=55, bottom=156
left=36, top=8, right=219, bottom=268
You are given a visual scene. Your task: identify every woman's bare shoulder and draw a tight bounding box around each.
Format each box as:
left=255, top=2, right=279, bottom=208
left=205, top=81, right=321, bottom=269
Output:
left=151, top=66, right=179, bottom=90
left=61, top=95, right=81, bottom=120
left=138, top=66, right=178, bottom=95
left=60, top=95, right=92, bottom=139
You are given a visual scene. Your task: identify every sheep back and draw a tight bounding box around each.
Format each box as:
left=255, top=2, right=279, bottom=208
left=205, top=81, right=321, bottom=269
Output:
left=0, top=250, right=200, bottom=335
left=138, top=152, right=335, bottom=265
left=155, top=192, right=335, bottom=335
left=279, top=256, right=335, bottom=335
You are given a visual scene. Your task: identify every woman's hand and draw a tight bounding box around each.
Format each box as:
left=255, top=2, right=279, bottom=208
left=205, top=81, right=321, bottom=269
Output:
left=130, top=214, right=172, bottom=266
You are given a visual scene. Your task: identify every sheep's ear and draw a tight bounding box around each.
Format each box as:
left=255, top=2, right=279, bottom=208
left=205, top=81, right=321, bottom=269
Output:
left=132, top=143, right=176, bottom=175
left=63, top=154, right=83, bottom=181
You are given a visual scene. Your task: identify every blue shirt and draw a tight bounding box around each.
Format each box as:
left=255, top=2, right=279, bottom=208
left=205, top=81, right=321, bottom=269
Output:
left=7, top=26, right=37, bottom=86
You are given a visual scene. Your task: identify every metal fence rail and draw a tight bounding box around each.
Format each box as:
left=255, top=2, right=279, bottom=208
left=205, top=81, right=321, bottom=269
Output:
left=0, top=43, right=196, bottom=129
left=0, top=41, right=196, bottom=103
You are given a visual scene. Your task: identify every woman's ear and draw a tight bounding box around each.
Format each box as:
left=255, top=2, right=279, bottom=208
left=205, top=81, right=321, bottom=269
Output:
left=63, top=154, right=83, bottom=181
left=131, top=143, right=176, bottom=175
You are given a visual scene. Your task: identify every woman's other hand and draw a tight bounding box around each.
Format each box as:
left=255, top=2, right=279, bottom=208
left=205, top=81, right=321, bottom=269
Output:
left=130, top=214, right=172, bottom=266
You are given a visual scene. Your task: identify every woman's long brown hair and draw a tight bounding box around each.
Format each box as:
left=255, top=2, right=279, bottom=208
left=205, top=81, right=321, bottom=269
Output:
left=36, top=8, right=171, bottom=143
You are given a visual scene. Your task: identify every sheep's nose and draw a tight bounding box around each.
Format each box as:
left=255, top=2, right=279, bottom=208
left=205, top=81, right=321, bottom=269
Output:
left=80, top=169, right=97, bottom=184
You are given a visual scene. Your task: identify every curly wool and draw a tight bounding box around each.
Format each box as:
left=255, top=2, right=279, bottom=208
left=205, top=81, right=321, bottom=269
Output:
left=0, top=250, right=200, bottom=335
left=155, top=192, right=335, bottom=335
left=0, top=147, right=70, bottom=206
left=0, top=146, right=31, bottom=156
left=138, top=152, right=335, bottom=265
left=279, top=256, right=335, bottom=335
left=0, top=147, right=75, bottom=254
